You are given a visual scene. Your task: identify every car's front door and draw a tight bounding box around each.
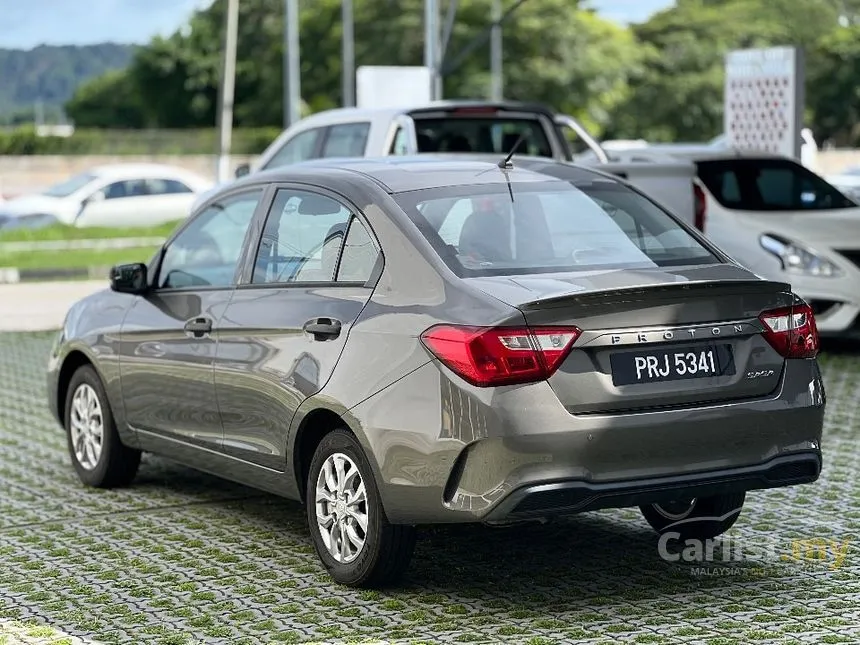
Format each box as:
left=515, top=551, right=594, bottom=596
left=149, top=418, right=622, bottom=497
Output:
left=118, top=187, right=265, bottom=449
left=214, top=186, right=381, bottom=470
left=76, top=179, right=149, bottom=228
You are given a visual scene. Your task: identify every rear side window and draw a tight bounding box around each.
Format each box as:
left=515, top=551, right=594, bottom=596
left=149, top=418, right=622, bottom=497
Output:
left=322, top=122, right=371, bottom=157
left=394, top=180, right=717, bottom=277
left=697, top=158, right=855, bottom=211
left=411, top=116, right=553, bottom=157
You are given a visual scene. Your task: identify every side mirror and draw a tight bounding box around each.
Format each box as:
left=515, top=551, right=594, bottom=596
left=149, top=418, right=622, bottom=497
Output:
left=85, top=190, right=106, bottom=206
left=234, top=163, right=250, bottom=178
left=109, top=263, right=148, bottom=294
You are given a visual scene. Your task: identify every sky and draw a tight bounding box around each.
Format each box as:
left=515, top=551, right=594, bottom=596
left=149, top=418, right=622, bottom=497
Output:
left=0, top=0, right=675, bottom=50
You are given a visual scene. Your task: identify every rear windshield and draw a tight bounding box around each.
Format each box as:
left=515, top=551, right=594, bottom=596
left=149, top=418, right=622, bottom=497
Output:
left=411, top=115, right=553, bottom=157
left=393, top=179, right=718, bottom=277
left=697, top=158, right=855, bottom=211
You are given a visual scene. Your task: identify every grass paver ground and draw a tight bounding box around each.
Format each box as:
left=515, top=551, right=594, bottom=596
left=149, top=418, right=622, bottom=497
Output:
left=0, top=332, right=858, bottom=644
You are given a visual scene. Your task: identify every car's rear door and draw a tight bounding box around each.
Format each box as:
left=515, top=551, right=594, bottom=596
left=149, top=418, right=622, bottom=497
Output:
left=118, top=187, right=265, bottom=450
left=214, top=185, right=381, bottom=470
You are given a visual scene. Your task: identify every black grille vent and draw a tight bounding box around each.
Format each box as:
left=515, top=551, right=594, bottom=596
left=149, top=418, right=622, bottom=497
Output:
left=836, top=250, right=860, bottom=270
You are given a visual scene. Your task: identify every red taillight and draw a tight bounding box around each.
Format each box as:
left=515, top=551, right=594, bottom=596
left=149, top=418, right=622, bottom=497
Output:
left=420, top=324, right=582, bottom=387
left=694, top=182, right=707, bottom=232
left=449, top=107, right=499, bottom=115
left=759, top=303, right=819, bottom=359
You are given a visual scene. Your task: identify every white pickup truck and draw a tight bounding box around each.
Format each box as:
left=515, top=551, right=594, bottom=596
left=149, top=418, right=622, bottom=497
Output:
left=219, top=101, right=700, bottom=226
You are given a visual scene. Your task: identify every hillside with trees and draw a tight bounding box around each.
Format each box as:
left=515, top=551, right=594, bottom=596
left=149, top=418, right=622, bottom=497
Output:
left=0, top=43, right=134, bottom=124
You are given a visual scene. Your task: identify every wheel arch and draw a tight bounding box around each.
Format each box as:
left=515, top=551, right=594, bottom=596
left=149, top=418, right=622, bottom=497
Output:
left=57, top=349, right=98, bottom=422
left=290, top=403, right=385, bottom=507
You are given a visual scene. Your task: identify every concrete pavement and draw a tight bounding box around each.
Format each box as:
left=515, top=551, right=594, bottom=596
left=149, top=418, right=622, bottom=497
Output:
left=0, top=280, right=107, bottom=332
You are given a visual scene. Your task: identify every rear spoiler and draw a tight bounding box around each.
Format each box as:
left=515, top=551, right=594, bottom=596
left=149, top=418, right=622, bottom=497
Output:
left=518, top=278, right=793, bottom=311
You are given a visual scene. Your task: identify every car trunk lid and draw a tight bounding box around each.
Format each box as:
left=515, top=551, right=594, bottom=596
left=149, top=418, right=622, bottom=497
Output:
left=464, top=267, right=794, bottom=414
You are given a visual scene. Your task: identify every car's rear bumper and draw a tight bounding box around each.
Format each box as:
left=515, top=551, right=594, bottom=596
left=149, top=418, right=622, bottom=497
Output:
left=482, top=450, right=822, bottom=522
left=349, top=358, right=825, bottom=525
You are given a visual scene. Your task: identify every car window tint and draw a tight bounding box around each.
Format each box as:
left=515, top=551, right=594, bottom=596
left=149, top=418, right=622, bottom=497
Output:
left=321, top=122, right=370, bottom=157
left=696, top=158, right=855, bottom=211
left=146, top=178, right=193, bottom=195
left=411, top=116, right=553, bottom=157
left=337, top=218, right=379, bottom=282
left=262, top=128, right=322, bottom=170
left=158, top=189, right=262, bottom=289
left=389, top=127, right=409, bottom=155
left=102, top=179, right=147, bottom=200
left=394, top=179, right=717, bottom=276
left=252, top=189, right=351, bottom=284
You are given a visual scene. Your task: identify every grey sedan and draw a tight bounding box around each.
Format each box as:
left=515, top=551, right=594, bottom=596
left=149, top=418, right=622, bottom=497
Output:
left=46, top=156, right=825, bottom=587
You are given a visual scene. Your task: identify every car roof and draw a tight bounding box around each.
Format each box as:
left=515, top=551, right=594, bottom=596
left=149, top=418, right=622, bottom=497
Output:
left=231, top=155, right=615, bottom=194
left=88, top=163, right=208, bottom=181
left=291, top=100, right=558, bottom=127
left=658, top=148, right=791, bottom=162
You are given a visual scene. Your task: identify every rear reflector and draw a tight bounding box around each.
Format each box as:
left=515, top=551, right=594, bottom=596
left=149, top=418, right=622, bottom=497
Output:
left=693, top=182, right=707, bottom=232
left=420, top=325, right=581, bottom=387
left=759, top=303, right=819, bottom=359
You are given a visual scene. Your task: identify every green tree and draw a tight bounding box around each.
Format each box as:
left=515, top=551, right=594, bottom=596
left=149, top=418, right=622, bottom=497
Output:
left=65, top=70, right=146, bottom=128
left=611, top=0, right=848, bottom=142
left=64, top=0, right=643, bottom=136
left=808, top=24, right=860, bottom=145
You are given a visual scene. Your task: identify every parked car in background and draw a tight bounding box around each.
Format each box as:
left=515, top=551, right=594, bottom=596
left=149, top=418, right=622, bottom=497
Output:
left=48, top=156, right=823, bottom=588
left=604, top=128, right=819, bottom=171
left=671, top=150, right=860, bottom=337
left=825, top=165, right=860, bottom=204
left=0, top=164, right=212, bottom=230
left=196, top=101, right=700, bottom=227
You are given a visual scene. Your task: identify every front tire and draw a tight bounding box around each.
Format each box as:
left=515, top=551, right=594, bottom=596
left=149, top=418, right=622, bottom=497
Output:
left=640, top=492, right=745, bottom=540
left=64, top=365, right=141, bottom=488
left=306, top=429, right=416, bottom=588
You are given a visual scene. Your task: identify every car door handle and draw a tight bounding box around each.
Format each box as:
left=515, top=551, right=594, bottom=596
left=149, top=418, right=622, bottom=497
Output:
left=303, top=317, right=342, bottom=340
left=184, top=317, right=212, bottom=338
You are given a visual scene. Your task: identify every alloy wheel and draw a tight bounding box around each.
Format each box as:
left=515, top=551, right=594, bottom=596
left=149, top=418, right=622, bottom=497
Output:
left=314, top=452, right=369, bottom=564
left=69, top=383, right=104, bottom=471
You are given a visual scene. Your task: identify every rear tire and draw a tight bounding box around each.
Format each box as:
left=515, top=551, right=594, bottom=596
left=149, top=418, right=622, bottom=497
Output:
left=306, top=429, right=416, bottom=588
left=64, top=365, right=141, bottom=488
left=640, top=492, right=745, bottom=540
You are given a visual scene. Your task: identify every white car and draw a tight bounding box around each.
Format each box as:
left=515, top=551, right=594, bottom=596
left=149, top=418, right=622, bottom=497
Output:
left=825, top=165, right=860, bottom=204
left=0, top=163, right=212, bottom=230
left=604, top=129, right=819, bottom=170
left=680, top=150, right=860, bottom=337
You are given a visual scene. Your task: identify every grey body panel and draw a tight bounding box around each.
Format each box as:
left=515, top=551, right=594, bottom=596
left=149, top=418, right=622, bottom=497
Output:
left=47, top=157, right=825, bottom=527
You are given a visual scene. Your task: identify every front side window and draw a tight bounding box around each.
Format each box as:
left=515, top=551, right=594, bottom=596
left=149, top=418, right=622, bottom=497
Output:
left=321, top=122, right=370, bottom=157
left=99, top=179, right=148, bottom=200
left=696, top=158, right=855, bottom=211
left=158, top=189, right=262, bottom=289
left=262, top=128, right=323, bottom=170
left=393, top=179, right=717, bottom=276
left=252, top=189, right=352, bottom=284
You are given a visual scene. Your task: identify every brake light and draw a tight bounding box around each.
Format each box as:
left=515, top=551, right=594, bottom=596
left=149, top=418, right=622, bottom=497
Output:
left=758, top=303, right=819, bottom=358
left=420, top=325, right=582, bottom=387
left=694, top=182, right=707, bottom=232
left=450, top=107, right=499, bottom=115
